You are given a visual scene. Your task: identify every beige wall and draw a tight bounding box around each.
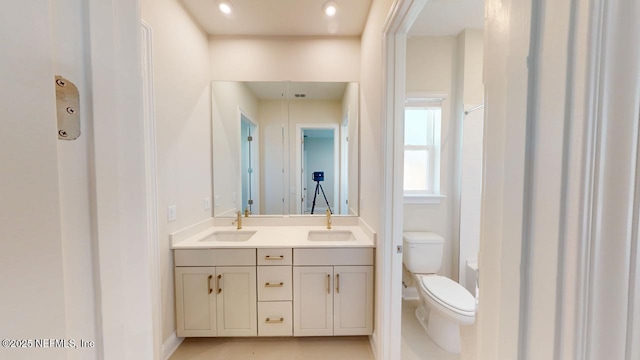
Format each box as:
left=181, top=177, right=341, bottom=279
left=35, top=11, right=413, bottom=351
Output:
left=209, top=36, right=361, bottom=82
left=141, top=0, right=213, bottom=342
left=404, top=36, right=458, bottom=278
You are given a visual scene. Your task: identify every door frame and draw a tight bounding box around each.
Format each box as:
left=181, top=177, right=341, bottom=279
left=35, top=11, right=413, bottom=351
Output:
left=238, top=107, right=260, bottom=214
left=295, top=123, right=340, bottom=214
left=379, top=0, right=427, bottom=358
left=340, top=113, right=349, bottom=215
left=141, top=19, right=163, bottom=359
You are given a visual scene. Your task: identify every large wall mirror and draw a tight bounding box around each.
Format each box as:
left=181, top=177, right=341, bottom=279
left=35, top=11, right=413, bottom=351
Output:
left=212, top=81, right=359, bottom=217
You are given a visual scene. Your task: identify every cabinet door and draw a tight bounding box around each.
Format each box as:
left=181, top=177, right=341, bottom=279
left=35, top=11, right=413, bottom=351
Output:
left=216, top=266, right=257, bottom=336
left=175, top=267, right=217, bottom=337
left=293, top=266, right=333, bottom=336
left=333, top=266, right=374, bottom=335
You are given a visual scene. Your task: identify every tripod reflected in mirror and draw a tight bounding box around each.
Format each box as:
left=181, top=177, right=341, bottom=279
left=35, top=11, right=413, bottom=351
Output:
left=311, top=171, right=332, bottom=214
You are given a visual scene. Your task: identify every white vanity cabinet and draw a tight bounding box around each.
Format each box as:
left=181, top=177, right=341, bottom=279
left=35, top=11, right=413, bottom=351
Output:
left=256, top=248, right=293, bottom=336
left=174, top=246, right=374, bottom=338
left=174, top=249, right=257, bottom=337
left=293, top=248, right=374, bottom=336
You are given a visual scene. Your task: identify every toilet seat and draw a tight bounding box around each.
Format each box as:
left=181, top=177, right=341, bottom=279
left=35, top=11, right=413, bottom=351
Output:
left=417, top=275, right=475, bottom=318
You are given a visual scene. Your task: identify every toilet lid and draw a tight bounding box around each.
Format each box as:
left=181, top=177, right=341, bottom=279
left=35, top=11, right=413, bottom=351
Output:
left=420, top=275, right=475, bottom=314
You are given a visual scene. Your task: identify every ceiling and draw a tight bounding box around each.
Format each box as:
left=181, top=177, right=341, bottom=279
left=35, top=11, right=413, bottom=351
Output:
left=409, top=0, right=484, bottom=36
left=181, top=0, right=373, bottom=36
left=181, top=0, right=482, bottom=39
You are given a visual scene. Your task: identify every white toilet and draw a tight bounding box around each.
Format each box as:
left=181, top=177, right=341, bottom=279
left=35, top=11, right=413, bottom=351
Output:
left=403, top=232, right=476, bottom=353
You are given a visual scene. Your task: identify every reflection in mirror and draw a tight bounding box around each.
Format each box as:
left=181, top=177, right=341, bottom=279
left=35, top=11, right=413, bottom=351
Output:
left=287, top=82, right=359, bottom=215
left=212, top=81, right=358, bottom=217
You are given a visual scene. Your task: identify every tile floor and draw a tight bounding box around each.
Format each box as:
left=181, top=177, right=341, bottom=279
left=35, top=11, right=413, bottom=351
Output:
left=401, top=299, right=476, bottom=360
left=170, top=336, right=374, bottom=360
left=169, top=299, right=477, bottom=360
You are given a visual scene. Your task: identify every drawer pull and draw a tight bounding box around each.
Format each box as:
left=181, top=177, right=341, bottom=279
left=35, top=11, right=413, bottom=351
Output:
left=217, top=274, right=222, bottom=294
left=265, top=317, right=284, bottom=324
left=265, top=255, right=284, bottom=260
left=265, top=282, right=284, bottom=288
left=327, top=274, right=331, bottom=294
left=336, top=273, right=340, bottom=294
left=207, top=275, right=213, bottom=294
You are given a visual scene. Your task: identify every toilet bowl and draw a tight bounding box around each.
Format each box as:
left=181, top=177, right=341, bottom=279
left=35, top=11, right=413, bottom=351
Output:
left=403, top=232, right=476, bottom=353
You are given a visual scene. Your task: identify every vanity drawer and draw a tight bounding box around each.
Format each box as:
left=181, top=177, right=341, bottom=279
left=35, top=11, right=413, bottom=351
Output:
left=293, top=248, right=374, bottom=266
left=258, top=301, right=292, bottom=336
left=257, top=266, right=292, bottom=301
left=257, top=248, right=292, bottom=265
left=174, top=249, right=256, bottom=266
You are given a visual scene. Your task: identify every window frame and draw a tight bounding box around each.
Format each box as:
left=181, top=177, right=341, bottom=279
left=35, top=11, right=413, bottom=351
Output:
left=403, top=95, right=445, bottom=204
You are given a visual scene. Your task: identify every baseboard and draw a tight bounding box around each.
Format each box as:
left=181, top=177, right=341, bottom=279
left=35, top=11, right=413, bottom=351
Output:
left=162, top=332, right=183, bottom=360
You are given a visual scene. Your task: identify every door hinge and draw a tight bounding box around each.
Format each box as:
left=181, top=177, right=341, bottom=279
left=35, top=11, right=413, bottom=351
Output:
left=397, top=245, right=403, bottom=254
left=247, top=135, right=253, bottom=142
left=55, top=75, right=80, bottom=140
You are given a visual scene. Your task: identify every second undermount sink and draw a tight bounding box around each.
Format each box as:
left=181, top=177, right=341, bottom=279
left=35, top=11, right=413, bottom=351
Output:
left=199, top=230, right=257, bottom=242
left=307, top=230, right=355, bottom=242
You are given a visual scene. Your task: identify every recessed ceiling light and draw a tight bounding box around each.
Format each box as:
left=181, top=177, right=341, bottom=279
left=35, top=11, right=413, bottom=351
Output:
left=323, top=1, right=337, bottom=17
left=218, top=1, right=232, bottom=15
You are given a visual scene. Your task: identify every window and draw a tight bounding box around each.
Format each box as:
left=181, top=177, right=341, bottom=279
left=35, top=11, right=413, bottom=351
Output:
left=404, top=98, right=443, bottom=203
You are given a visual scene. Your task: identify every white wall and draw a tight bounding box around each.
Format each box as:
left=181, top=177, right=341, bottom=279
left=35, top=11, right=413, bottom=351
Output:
left=209, top=36, right=360, bottom=82
left=403, top=36, right=458, bottom=278
left=456, top=29, right=484, bottom=291
left=141, top=0, right=212, bottom=343
left=359, top=0, right=396, bottom=356
left=479, top=0, right=532, bottom=357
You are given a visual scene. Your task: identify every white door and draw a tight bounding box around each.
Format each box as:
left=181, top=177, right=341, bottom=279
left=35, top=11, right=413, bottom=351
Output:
left=174, top=267, right=217, bottom=337
left=216, top=266, right=257, bottom=336
left=293, top=266, right=334, bottom=336
left=1, top=3, right=94, bottom=360
left=334, top=266, right=374, bottom=335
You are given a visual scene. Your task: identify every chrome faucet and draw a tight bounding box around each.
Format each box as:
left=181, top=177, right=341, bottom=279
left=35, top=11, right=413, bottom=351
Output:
left=326, top=209, right=332, bottom=229
left=232, top=211, right=242, bottom=230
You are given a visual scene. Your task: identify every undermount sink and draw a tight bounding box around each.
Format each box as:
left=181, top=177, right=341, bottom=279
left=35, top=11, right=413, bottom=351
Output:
left=199, top=230, right=256, bottom=242
left=307, top=230, right=355, bottom=242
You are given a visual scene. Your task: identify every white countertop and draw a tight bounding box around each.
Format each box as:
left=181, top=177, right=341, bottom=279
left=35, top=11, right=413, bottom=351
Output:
left=171, top=225, right=375, bottom=249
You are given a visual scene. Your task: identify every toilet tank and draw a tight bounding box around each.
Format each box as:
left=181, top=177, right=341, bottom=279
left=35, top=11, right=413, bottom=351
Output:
left=403, top=232, right=444, bottom=273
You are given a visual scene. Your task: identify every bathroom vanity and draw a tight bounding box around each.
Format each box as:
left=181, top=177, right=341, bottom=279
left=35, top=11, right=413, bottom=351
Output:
left=171, top=222, right=375, bottom=338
